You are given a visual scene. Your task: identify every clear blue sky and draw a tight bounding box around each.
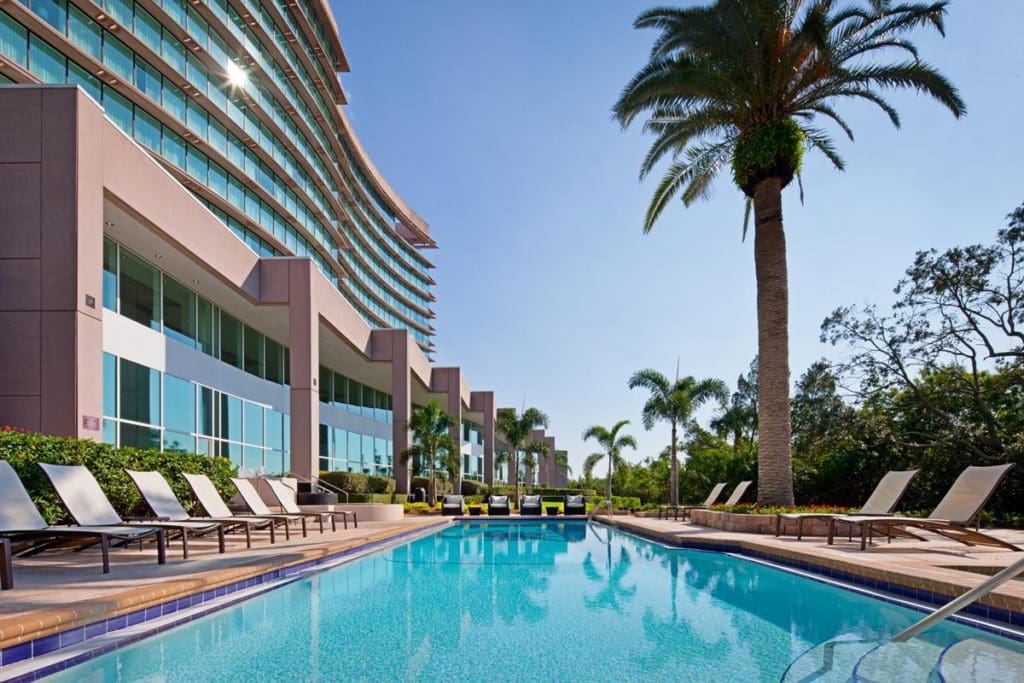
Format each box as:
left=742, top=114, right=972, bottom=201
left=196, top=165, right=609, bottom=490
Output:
left=330, top=1, right=1024, bottom=475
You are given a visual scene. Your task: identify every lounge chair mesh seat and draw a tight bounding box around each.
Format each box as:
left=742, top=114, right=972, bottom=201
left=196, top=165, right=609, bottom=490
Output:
left=0, top=460, right=166, bottom=581
left=659, top=482, right=727, bottom=521
left=264, top=478, right=355, bottom=529
left=774, top=469, right=919, bottom=540
left=441, top=495, right=465, bottom=516
left=828, top=464, right=1020, bottom=551
left=519, top=495, right=542, bottom=516
left=488, top=495, right=511, bottom=516
left=231, top=477, right=337, bottom=537
left=183, top=473, right=284, bottom=544
left=39, top=463, right=225, bottom=559
left=127, top=469, right=271, bottom=549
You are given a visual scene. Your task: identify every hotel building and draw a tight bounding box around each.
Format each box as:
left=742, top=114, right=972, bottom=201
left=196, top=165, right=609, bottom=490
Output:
left=0, top=0, right=565, bottom=492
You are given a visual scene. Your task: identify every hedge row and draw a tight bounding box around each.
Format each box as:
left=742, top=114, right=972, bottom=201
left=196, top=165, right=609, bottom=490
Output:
left=489, top=486, right=597, bottom=497
left=318, top=471, right=396, bottom=495
left=0, top=428, right=236, bottom=524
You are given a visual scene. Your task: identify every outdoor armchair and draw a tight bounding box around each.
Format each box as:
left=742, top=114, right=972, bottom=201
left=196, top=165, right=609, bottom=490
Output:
left=442, top=495, right=466, bottom=516
left=563, top=495, right=586, bottom=516
left=519, top=495, right=543, bottom=516
left=487, top=495, right=511, bottom=516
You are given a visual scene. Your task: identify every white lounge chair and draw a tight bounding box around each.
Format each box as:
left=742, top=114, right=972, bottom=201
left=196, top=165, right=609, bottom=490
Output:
left=659, top=482, right=727, bottom=520
left=263, top=478, right=355, bottom=530
left=183, top=473, right=285, bottom=543
left=828, top=464, right=1019, bottom=551
left=0, top=460, right=165, bottom=580
left=39, top=463, right=224, bottom=560
left=774, top=469, right=919, bottom=540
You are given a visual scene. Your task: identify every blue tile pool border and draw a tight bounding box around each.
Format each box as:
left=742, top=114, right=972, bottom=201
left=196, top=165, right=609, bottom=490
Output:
left=600, top=518, right=1024, bottom=643
left=0, top=521, right=447, bottom=682
left=3, top=517, right=1022, bottom=680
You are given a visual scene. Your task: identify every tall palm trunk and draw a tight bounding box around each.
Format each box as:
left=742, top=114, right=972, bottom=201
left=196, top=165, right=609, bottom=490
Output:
left=753, top=177, right=794, bottom=506
left=670, top=421, right=678, bottom=507
left=606, top=454, right=613, bottom=503
left=512, top=450, right=520, bottom=504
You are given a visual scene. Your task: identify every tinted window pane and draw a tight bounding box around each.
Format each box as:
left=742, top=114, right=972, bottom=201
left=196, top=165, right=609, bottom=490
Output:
left=163, top=431, right=194, bottom=453
left=220, top=440, right=241, bottom=467
left=243, top=326, right=263, bottom=377
left=362, top=386, right=375, bottom=418
left=134, top=108, right=160, bottom=153
left=265, top=338, right=284, bottom=384
left=119, top=358, right=160, bottom=426
left=197, top=297, right=214, bottom=355
left=243, top=401, right=263, bottom=446
left=69, top=62, right=101, bottom=102
left=318, top=366, right=331, bottom=403
left=119, top=250, right=160, bottom=330
left=347, top=381, right=360, bottom=414
left=30, top=0, right=67, bottom=33
left=198, top=386, right=215, bottom=436
left=243, top=446, right=264, bottom=471
left=332, top=427, right=346, bottom=459
left=318, top=423, right=329, bottom=457
left=120, top=423, right=160, bottom=450
left=102, top=419, right=117, bottom=446
left=103, top=352, right=117, bottom=417
left=266, top=410, right=283, bottom=450
left=265, top=451, right=284, bottom=476
left=220, top=393, right=241, bottom=442
left=68, top=6, right=101, bottom=60
left=332, top=373, right=346, bottom=406
left=348, top=431, right=360, bottom=469
left=29, top=34, right=65, bottom=82
left=0, top=12, right=29, bottom=68
left=163, top=276, right=196, bottom=346
left=220, top=312, right=242, bottom=369
left=102, top=239, right=117, bottom=310
left=102, top=33, right=132, bottom=82
left=163, top=374, right=195, bottom=434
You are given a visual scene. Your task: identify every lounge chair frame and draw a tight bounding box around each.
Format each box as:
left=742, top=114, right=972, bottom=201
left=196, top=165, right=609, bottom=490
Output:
left=263, top=478, right=352, bottom=530
left=827, top=464, right=1019, bottom=551
left=659, top=482, right=727, bottom=521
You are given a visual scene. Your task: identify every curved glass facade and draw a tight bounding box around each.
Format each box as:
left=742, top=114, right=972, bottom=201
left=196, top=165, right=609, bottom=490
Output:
left=0, top=0, right=436, bottom=351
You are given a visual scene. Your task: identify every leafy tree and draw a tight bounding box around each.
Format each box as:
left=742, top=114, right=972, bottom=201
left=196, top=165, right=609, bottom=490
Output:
left=629, top=368, right=728, bottom=507
left=400, top=401, right=457, bottom=506
left=613, top=0, right=964, bottom=504
left=710, top=358, right=759, bottom=451
left=583, top=420, right=638, bottom=502
left=496, top=407, right=550, bottom=502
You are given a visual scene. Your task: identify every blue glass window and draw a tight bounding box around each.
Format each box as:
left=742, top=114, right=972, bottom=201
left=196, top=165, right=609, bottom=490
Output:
left=119, top=358, right=160, bottom=426
left=102, top=33, right=132, bottom=82
left=118, top=249, right=160, bottom=330
left=162, top=83, right=185, bottom=122
left=134, top=59, right=161, bottom=102
left=103, top=352, right=117, bottom=417
left=102, top=238, right=117, bottom=311
left=134, top=7, right=160, bottom=51
left=163, top=374, right=195, bottom=434
left=0, top=12, right=29, bottom=67
left=161, top=129, right=185, bottom=169
left=220, top=394, right=242, bottom=442
left=30, top=0, right=67, bottom=33
left=161, top=29, right=185, bottom=74
left=69, top=62, right=101, bottom=102
left=133, top=108, right=160, bottom=152
left=243, top=402, right=263, bottom=446
left=162, top=276, right=196, bottom=345
left=28, top=34, right=65, bottom=82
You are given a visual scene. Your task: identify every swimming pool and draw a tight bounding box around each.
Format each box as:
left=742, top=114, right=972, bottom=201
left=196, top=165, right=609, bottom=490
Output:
left=41, top=521, right=1024, bottom=682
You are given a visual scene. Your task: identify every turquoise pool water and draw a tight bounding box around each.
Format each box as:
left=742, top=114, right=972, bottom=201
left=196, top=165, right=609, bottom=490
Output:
left=45, top=521, right=1024, bottom=682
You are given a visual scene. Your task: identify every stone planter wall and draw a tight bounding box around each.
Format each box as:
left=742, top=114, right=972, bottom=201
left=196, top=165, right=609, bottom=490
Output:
left=690, top=509, right=833, bottom=537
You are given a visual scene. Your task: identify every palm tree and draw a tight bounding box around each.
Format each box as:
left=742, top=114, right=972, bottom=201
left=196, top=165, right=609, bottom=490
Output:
left=582, top=420, right=638, bottom=504
left=553, top=450, right=572, bottom=480
left=629, top=369, right=728, bottom=507
left=613, top=1, right=964, bottom=505
left=524, top=439, right=549, bottom=487
left=400, top=401, right=458, bottom=506
left=496, top=407, right=550, bottom=503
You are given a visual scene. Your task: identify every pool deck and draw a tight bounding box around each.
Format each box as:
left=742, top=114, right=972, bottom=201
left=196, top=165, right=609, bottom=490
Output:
left=2, top=513, right=1023, bottom=655
left=597, top=515, right=1024, bottom=623
left=0, top=516, right=447, bottom=651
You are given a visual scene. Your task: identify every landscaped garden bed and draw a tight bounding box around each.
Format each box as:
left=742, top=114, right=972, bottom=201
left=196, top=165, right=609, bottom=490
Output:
left=691, top=504, right=856, bottom=536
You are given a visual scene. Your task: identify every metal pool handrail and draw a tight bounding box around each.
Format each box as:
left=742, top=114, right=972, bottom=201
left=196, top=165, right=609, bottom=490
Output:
left=282, top=471, right=350, bottom=503
left=892, top=554, right=1024, bottom=642
left=588, top=499, right=612, bottom=521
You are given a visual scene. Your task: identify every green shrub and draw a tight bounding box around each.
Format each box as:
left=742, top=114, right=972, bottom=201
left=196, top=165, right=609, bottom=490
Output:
left=403, top=502, right=437, bottom=514
left=318, top=471, right=369, bottom=493
left=411, top=476, right=451, bottom=496
left=348, top=493, right=392, bottom=504
left=392, top=493, right=410, bottom=505
left=0, top=428, right=236, bottom=524
left=366, top=475, right=396, bottom=494
left=464, top=495, right=486, bottom=505
left=460, top=479, right=490, bottom=496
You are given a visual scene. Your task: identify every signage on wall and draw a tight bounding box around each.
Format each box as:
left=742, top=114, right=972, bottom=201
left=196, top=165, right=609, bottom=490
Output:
left=82, top=416, right=101, bottom=431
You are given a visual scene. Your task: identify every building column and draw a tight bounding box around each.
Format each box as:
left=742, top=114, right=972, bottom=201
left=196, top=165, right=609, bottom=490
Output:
left=543, top=435, right=556, bottom=487
left=391, top=337, right=413, bottom=494
left=0, top=89, right=104, bottom=438
left=431, top=367, right=463, bottom=495
left=471, top=391, right=495, bottom=486
left=284, top=260, right=319, bottom=483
